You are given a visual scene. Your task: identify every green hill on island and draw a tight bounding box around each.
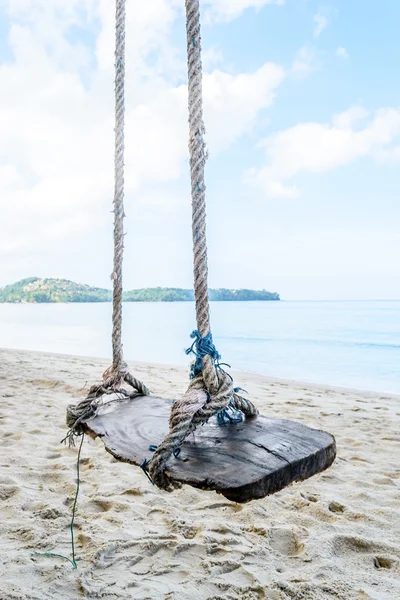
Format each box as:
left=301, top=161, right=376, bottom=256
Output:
left=0, top=278, right=280, bottom=303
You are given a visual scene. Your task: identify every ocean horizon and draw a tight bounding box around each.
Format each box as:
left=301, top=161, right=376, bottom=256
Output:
left=0, top=299, right=399, bottom=394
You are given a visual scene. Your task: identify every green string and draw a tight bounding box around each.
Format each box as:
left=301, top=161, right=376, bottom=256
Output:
left=34, top=433, right=84, bottom=569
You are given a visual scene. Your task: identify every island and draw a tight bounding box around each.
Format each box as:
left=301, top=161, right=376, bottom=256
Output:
left=0, top=278, right=280, bottom=303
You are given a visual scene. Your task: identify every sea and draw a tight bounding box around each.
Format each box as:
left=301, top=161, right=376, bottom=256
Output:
left=0, top=300, right=399, bottom=394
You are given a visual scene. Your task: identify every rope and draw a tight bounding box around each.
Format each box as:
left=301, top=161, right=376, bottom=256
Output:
left=111, top=0, right=126, bottom=374
left=65, top=371, right=149, bottom=444
left=147, top=0, right=258, bottom=491
left=35, top=434, right=84, bottom=568
left=186, top=330, right=221, bottom=378
left=65, top=0, right=148, bottom=442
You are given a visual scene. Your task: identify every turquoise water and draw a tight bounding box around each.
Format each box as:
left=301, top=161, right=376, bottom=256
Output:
left=0, top=300, right=399, bottom=393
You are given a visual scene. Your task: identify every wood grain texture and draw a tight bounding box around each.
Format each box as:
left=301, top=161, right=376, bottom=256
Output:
left=84, top=395, right=336, bottom=503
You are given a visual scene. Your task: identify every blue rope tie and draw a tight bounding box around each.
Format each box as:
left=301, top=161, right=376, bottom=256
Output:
left=217, top=400, right=244, bottom=425
left=185, top=330, right=244, bottom=424
left=140, top=443, right=182, bottom=485
left=185, top=330, right=221, bottom=378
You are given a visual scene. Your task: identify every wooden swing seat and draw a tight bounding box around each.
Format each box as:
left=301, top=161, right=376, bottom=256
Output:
left=83, top=395, right=336, bottom=503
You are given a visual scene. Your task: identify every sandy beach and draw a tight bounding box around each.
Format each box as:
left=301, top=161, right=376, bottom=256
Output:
left=0, top=348, right=399, bottom=600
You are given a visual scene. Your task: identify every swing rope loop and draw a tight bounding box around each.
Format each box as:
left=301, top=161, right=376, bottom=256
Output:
left=147, top=1, right=258, bottom=491
left=65, top=0, right=149, bottom=443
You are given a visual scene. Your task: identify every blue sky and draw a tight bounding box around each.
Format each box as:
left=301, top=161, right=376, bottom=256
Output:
left=0, top=0, right=399, bottom=300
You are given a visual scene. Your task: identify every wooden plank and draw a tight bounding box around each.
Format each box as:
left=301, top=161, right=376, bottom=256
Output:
left=84, top=395, right=336, bottom=503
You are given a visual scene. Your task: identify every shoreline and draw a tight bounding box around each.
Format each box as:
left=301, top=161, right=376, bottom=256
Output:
left=1, top=346, right=399, bottom=400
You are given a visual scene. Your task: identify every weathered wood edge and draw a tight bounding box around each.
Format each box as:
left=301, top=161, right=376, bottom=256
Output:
left=220, top=435, right=336, bottom=502
left=82, top=419, right=337, bottom=504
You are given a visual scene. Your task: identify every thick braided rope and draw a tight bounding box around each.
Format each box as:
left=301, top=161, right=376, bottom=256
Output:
left=148, top=0, right=257, bottom=490
left=108, top=0, right=147, bottom=395
left=186, top=0, right=210, bottom=343
left=65, top=370, right=147, bottom=443
left=64, top=0, right=148, bottom=442
left=111, top=0, right=126, bottom=374
left=186, top=0, right=215, bottom=397
left=107, top=0, right=147, bottom=394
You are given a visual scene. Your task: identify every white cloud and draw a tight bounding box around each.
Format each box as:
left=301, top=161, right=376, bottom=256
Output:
left=248, top=106, right=400, bottom=197
left=203, top=0, right=284, bottom=23
left=336, top=46, right=349, bottom=59
left=122, top=63, right=284, bottom=193
left=204, top=64, right=285, bottom=151
left=0, top=0, right=285, bottom=266
left=202, top=47, right=225, bottom=70
left=313, top=11, right=328, bottom=38
left=291, top=45, right=318, bottom=78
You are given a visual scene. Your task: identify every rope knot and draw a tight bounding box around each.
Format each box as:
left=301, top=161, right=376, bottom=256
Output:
left=185, top=330, right=221, bottom=378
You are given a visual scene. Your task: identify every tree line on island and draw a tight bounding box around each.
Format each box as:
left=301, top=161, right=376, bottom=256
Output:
left=0, top=278, right=280, bottom=303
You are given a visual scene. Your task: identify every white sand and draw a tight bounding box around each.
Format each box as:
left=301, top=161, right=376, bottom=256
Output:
left=0, top=348, right=399, bottom=600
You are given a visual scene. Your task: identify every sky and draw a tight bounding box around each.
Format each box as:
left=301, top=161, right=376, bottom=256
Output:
left=0, top=0, right=399, bottom=300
